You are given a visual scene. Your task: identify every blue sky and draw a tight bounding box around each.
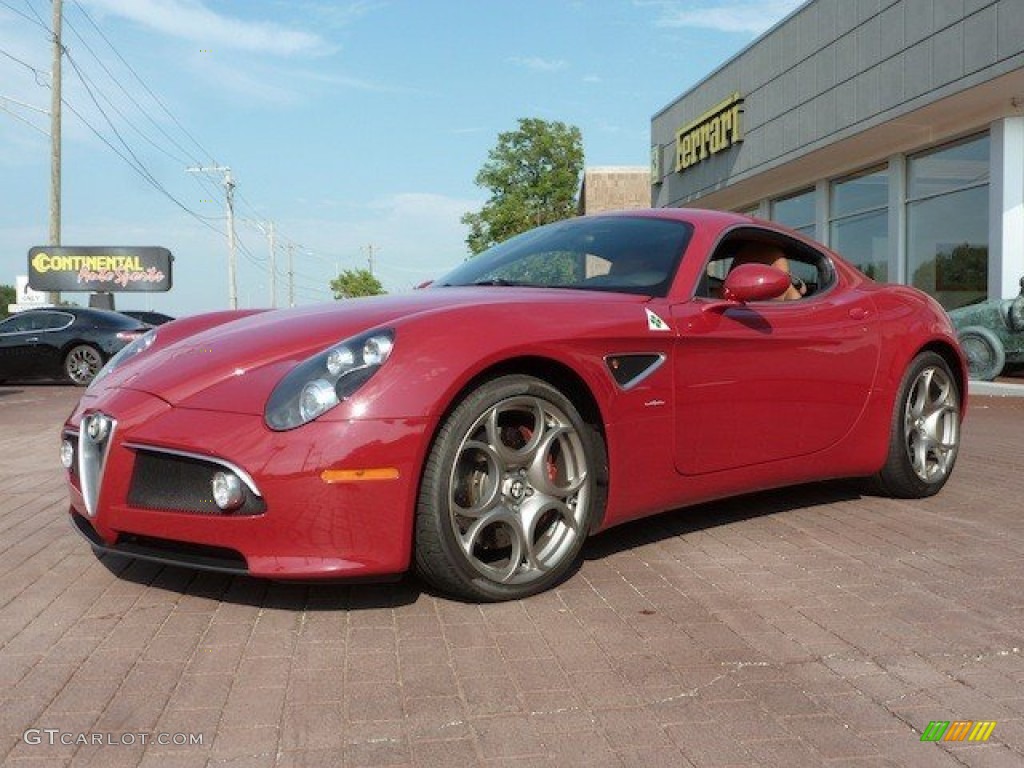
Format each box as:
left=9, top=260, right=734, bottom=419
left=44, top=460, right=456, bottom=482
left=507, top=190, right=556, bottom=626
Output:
left=0, top=0, right=803, bottom=315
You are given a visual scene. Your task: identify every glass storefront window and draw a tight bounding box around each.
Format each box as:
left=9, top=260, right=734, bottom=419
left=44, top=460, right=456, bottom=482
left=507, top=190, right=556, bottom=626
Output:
left=907, top=185, right=989, bottom=309
left=906, top=135, right=989, bottom=310
left=832, top=167, right=887, bottom=217
left=832, top=209, right=888, bottom=281
left=771, top=189, right=814, bottom=236
left=908, top=135, right=989, bottom=200
left=830, top=167, right=888, bottom=280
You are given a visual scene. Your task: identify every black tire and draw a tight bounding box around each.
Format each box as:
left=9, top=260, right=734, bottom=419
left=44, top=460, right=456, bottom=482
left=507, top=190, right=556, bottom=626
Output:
left=873, top=351, right=961, bottom=498
left=957, top=326, right=1005, bottom=381
left=414, top=375, right=604, bottom=601
left=63, top=344, right=104, bottom=386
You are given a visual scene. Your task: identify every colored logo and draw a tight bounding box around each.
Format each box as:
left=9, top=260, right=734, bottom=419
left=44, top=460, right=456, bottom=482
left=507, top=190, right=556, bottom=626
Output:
left=920, top=721, right=996, bottom=742
left=645, top=308, right=670, bottom=332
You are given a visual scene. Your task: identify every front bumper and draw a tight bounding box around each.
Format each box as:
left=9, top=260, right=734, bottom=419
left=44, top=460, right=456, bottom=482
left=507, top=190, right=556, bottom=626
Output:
left=63, top=387, right=432, bottom=579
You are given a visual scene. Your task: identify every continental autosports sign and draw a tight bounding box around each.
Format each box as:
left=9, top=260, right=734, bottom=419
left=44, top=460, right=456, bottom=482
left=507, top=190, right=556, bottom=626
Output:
left=28, top=246, right=173, bottom=292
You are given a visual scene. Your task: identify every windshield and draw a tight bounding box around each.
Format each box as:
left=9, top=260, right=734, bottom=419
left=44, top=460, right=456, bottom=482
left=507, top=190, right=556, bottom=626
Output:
left=436, top=216, right=693, bottom=297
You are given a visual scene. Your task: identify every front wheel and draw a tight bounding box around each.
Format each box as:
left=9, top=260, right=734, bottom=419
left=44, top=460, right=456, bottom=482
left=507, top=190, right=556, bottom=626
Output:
left=958, top=326, right=1005, bottom=381
left=415, top=375, right=603, bottom=601
left=873, top=351, right=961, bottom=498
left=64, top=345, right=104, bottom=386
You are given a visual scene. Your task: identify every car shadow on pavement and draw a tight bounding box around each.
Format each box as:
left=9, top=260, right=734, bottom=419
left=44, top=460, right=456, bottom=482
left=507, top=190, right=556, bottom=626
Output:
left=582, top=478, right=864, bottom=562
left=91, top=550, right=424, bottom=610
left=82, top=480, right=863, bottom=609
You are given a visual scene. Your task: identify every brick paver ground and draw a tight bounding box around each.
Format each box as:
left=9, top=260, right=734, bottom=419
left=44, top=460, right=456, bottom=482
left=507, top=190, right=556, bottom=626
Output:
left=1, top=383, right=1022, bottom=767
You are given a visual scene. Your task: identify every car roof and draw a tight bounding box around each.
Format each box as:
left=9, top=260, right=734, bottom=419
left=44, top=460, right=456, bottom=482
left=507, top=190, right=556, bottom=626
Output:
left=13, top=306, right=147, bottom=327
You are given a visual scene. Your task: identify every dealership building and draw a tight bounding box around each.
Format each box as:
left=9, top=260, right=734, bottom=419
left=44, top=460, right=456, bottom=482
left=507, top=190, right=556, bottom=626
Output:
left=651, top=0, right=1024, bottom=309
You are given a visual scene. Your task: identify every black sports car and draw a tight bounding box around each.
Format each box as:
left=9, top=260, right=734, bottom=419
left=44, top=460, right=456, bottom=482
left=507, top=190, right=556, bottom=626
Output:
left=0, top=307, right=148, bottom=386
left=119, top=310, right=176, bottom=327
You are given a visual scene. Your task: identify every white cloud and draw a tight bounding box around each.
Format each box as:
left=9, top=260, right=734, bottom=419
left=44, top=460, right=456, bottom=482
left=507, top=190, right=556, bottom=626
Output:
left=509, top=56, right=568, bottom=73
left=367, top=192, right=477, bottom=221
left=177, top=52, right=398, bottom=107
left=79, top=0, right=331, bottom=57
left=649, top=0, right=804, bottom=35
left=287, top=0, right=383, bottom=30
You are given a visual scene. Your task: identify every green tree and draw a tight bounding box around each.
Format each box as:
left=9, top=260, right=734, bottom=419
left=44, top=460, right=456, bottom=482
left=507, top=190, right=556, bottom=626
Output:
left=330, top=268, right=385, bottom=300
left=0, top=284, right=14, bottom=318
left=462, top=118, right=584, bottom=255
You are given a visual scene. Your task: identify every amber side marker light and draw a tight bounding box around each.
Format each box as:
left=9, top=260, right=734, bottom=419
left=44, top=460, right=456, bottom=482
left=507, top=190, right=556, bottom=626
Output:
left=321, top=468, right=401, bottom=483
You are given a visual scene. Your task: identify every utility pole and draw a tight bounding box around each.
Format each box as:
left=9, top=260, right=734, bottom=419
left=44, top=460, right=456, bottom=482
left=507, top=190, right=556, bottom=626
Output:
left=287, top=243, right=295, bottom=307
left=48, top=0, right=62, bottom=305
left=225, top=169, right=236, bottom=309
left=187, top=165, right=237, bottom=309
left=251, top=220, right=277, bottom=307
left=268, top=221, right=276, bottom=308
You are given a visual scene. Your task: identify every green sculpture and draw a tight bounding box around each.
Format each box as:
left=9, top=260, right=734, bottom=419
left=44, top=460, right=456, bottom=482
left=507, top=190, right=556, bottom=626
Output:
left=948, top=276, right=1024, bottom=380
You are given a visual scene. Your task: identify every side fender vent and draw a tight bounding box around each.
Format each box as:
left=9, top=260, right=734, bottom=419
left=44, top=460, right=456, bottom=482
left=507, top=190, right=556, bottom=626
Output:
left=604, top=354, right=666, bottom=389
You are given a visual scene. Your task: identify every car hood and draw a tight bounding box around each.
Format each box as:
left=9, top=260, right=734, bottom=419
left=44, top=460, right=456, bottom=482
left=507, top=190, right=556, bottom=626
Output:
left=103, top=287, right=649, bottom=415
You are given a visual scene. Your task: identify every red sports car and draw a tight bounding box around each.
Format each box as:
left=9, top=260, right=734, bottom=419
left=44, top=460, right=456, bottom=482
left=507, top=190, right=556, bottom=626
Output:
left=61, top=209, right=966, bottom=601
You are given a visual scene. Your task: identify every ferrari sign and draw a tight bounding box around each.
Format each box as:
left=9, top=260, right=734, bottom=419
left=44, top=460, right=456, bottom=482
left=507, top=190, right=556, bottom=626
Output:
left=675, top=93, right=743, bottom=173
left=28, top=246, right=173, bottom=292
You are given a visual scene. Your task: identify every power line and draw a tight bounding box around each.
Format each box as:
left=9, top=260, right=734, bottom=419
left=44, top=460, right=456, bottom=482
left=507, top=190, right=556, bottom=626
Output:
left=4, top=1, right=342, bottom=309
left=0, top=98, right=47, bottom=135
left=20, top=0, right=46, bottom=27
left=0, top=45, right=48, bottom=78
left=60, top=14, right=195, bottom=167
left=62, top=48, right=220, bottom=227
left=64, top=48, right=170, bottom=182
left=69, top=0, right=217, bottom=165
left=0, top=0, right=46, bottom=28
left=0, top=93, right=46, bottom=114
left=62, top=96, right=224, bottom=232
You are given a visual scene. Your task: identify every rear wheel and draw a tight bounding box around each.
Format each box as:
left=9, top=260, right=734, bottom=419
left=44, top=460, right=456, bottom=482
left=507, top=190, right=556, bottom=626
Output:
left=415, top=375, right=602, bottom=601
left=873, top=351, right=961, bottom=498
left=64, top=345, right=104, bottom=386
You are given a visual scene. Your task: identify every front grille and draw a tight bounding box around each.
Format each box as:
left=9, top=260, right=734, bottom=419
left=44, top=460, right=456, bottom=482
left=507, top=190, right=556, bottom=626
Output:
left=79, top=413, right=116, bottom=517
left=127, top=449, right=266, bottom=516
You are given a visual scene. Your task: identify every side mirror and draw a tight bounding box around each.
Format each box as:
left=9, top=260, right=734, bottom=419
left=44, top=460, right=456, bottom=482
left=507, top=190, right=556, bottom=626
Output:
left=722, top=263, right=790, bottom=303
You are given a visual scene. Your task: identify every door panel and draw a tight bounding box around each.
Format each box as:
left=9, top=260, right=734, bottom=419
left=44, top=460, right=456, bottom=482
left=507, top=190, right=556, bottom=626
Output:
left=671, top=292, right=879, bottom=475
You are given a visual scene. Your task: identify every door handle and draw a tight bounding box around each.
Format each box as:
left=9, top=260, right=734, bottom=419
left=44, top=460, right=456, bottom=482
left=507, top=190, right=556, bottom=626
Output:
left=848, top=307, right=870, bottom=321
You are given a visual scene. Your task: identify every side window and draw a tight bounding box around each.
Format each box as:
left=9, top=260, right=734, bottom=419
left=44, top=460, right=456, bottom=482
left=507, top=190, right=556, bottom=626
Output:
left=694, top=231, right=836, bottom=301
left=38, top=312, right=73, bottom=331
left=0, top=314, right=36, bottom=333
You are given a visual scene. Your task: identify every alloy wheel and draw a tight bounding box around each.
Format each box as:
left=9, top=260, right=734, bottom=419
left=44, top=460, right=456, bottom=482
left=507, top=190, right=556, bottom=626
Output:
left=903, top=365, right=959, bottom=483
left=446, top=395, right=589, bottom=586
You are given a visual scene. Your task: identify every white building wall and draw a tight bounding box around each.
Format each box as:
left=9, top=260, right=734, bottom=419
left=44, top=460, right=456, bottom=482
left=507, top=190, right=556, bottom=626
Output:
left=990, top=116, right=1024, bottom=298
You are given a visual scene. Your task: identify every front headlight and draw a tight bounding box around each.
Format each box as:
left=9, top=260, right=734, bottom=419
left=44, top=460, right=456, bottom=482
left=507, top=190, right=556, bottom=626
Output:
left=88, top=328, right=158, bottom=391
left=264, top=329, right=395, bottom=431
